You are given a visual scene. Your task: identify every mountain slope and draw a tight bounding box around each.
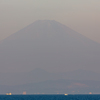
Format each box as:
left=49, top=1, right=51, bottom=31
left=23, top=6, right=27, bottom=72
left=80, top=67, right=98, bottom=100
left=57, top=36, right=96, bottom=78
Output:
left=0, top=20, right=100, bottom=73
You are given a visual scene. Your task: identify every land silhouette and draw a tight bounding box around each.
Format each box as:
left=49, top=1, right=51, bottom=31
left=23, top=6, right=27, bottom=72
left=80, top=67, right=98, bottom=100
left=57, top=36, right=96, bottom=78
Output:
left=0, top=20, right=100, bottom=94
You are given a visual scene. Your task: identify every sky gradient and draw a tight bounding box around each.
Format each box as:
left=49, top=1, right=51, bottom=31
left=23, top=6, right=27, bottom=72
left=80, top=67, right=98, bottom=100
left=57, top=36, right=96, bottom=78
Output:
left=0, top=0, right=100, bottom=43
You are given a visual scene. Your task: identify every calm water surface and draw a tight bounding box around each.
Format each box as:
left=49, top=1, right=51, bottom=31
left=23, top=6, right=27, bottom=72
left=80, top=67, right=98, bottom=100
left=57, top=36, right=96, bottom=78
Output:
left=0, top=95, right=100, bottom=100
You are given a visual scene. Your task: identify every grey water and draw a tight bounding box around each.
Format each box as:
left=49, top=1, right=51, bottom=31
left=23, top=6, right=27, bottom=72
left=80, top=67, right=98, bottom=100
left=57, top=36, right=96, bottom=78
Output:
left=0, top=95, right=100, bottom=100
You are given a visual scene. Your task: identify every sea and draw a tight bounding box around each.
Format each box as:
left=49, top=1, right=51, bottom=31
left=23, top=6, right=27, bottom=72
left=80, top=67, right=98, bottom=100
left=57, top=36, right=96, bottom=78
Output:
left=0, top=95, right=100, bottom=100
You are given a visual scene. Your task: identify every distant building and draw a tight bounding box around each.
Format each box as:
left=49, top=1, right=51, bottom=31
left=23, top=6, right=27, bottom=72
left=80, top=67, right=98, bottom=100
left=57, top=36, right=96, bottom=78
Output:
left=89, top=92, right=92, bottom=94
left=23, top=91, right=26, bottom=95
left=6, top=93, right=12, bottom=95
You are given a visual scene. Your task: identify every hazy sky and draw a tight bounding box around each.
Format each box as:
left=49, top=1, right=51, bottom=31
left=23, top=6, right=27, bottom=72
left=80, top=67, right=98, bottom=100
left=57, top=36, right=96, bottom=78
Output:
left=0, top=0, right=100, bottom=43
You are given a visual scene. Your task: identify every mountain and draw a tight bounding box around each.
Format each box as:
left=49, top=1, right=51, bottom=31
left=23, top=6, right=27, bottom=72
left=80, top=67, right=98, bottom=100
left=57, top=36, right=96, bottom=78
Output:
left=1, top=79, right=100, bottom=94
left=1, top=19, right=100, bottom=94
left=0, top=20, right=100, bottom=73
left=15, top=79, right=100, bottom=94
left=0, top=68, right=100, bottom=94
left=0, top=68, right=100, bottom=86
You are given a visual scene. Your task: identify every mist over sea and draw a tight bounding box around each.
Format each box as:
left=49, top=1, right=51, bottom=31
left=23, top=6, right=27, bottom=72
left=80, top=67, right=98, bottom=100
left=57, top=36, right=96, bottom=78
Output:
left=0, top=95, right=100, bottom=100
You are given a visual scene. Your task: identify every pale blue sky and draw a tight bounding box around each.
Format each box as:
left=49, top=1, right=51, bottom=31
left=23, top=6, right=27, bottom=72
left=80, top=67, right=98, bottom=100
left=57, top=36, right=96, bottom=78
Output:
left=0, top=0, right=100, bottom=42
